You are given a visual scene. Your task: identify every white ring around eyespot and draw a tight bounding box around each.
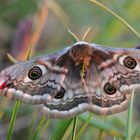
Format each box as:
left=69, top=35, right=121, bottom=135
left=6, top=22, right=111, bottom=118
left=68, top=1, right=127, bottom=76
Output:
left=119, top=55, right=128, bottom=66
left=23, top=64, right=47, bottom=83
left=119, top=55, right=140, bottom=71
left=35, top=64, right=47, bottom=75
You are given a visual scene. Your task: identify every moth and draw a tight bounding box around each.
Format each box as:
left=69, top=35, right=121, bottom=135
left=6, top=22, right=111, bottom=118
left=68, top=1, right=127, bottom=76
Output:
left=0, top=41, right=139, bottom=119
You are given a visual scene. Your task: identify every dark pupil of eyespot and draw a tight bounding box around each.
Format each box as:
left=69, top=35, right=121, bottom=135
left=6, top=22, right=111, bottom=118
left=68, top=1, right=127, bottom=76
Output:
left=54, top=87, right=65, bottom=99
left=104, top=82, right=116, bottom=95
left=28, top=66, right=42, bottom=80
left=123, top=56, right=137, bottom=69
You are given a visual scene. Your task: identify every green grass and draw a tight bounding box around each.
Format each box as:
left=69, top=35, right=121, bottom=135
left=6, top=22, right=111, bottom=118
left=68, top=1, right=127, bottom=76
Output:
left=90, top=0, right=140, bottom=39
left=30, top=117, right=47, bottom=140
left=126, top=89, right=135, bottom=140
left=71, top=117, right=77, bottom=140
left=50, top=119, right=73, bottom=140
left=6, top=101, right=20, bottom=140
left=75, top=113, right=92, bottom=140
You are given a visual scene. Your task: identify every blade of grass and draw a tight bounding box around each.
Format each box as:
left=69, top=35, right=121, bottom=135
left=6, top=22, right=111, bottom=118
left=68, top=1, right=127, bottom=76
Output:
left=98, top=130, right=103, bottom=140
left=50, top=119, right=73, bottom=140
left=132, top=122, right=140, bottom=140
left=113, top=136, right=117, bottom=140
left=39, top=119, right=50, bottom=139
left=29, top=0, right=48, bottom=50
left=75, top=113, right=92, bottom=140
left=79, top=113, right=125, bottom=138
left=89, top=0, right=140, bottom=40
left=126, top=88, right=135, bottom=140
left=31, top=117, right=47, bottom=140
left=28, top=111, right=38, bottom=140
left=71, top=116, right=77, bottom=140
left=16, top=0, right=48, bottom=60
left=6, top=101, right=20, bottom=140
left=47, top=0, right=70, bottom=26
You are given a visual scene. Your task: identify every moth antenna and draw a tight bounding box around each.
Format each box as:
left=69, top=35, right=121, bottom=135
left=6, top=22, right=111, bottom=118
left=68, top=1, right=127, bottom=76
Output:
left=82, top=27, right=91, bottom=41
left=67, top=28, right=80, bottom=42
left=6, top=53, right=18, bottom=64
left=27, top=45, right=34, bottom=60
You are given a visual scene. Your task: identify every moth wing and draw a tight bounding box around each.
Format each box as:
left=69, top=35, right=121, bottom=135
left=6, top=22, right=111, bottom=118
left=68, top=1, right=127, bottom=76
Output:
left=0, top=47, right=70, bottom=104
left=86, top=44, right=140, bottom=115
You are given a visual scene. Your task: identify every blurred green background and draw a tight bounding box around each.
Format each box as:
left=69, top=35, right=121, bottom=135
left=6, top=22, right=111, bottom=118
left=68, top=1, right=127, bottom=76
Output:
left=0, top=0, right=140, bottom=140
